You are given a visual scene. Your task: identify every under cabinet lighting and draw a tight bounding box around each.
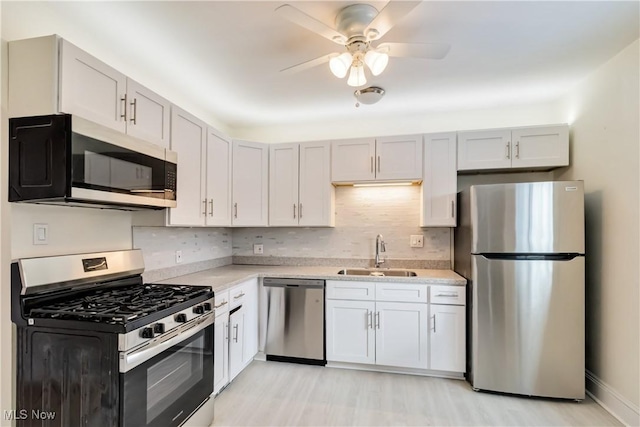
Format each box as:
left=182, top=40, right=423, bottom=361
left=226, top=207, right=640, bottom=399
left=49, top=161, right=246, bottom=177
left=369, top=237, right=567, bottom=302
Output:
left=352, top=182, right=415, bottom=188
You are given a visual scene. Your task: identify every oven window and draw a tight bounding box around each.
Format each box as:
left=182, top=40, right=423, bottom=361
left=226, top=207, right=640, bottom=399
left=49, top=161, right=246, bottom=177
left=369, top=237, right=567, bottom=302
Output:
left=146, top=336, right=204, bottom=423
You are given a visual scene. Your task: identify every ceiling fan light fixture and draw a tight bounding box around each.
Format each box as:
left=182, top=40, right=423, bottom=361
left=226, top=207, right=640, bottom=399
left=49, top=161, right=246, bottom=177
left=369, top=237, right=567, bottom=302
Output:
left=329, top=52, right=353, bottom=78
left=364, top=50, right=389, bottom=76
left=347, top=64, right=367, bottom=87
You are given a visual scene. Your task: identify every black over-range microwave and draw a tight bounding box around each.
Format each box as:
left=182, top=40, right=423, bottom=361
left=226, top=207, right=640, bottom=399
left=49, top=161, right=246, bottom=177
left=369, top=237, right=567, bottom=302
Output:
left=9, top=114, right=177, bottom=210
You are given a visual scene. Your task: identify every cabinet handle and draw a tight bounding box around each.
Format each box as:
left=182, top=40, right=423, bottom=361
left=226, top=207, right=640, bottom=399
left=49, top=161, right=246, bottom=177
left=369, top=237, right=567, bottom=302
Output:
left=506, top=141, right=511, bottom=159
left=130, top=98, right=137, bottom=124
left=202, top=199, right=207, bottom=216
left=377, top=156, right=381, bottom=173
left=214, top=301, right=228, bottom=309
left=293, top=203, right=296, bottom=219
left=299, top=203, right=303, bottom=218
left=209, top=199, right=214, bottom=216
left=225, top=322, right=229, bottom=341
left=515, top=141, right=520, bottom=159
left=234, top=292, right=245, bottom=300
left=233, top=324, right=238, bottom=343
left=375, top=312, right=380, bottom=329
left=432, top=315, right=436, bottom=332
left=367, top=311, right=372, bottom=329
left=370, top=156, right=373, bottom=173
left=451, top=200, right=455, bottom=218
left=234, top=203, right=238, bottom=219
left=120, top=94, right=127, bottom=121
left=436, top=293, right=458, bottom=298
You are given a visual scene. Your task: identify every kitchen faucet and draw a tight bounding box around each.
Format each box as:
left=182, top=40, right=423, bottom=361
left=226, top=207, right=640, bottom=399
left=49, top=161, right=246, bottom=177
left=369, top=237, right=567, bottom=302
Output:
left=374, top=234, right=386, bottom=268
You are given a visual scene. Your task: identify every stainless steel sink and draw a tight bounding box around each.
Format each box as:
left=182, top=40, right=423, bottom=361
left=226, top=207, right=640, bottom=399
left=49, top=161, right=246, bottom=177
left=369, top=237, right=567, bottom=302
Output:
left=337, top=268, right=417, bottom=277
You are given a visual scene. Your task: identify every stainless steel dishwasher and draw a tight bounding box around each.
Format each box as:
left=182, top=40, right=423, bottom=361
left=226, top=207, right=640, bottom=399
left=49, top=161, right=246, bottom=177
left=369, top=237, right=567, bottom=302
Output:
left=263, top=278, right=325, bottom=365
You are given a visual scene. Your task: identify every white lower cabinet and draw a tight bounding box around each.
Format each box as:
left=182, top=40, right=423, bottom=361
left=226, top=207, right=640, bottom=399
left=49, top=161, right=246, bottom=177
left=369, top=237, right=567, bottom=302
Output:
left=326, top=280, right=465, bottom=375
left=213, top=279, right=259, bottom=394
left=326, top=281, right=429, bottom=370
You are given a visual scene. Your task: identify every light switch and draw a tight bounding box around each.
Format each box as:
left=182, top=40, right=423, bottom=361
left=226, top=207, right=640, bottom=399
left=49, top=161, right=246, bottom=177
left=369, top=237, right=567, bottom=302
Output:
left=410, top=234, right=424, bottom=248
left=33, top=224, right=49, bottom=245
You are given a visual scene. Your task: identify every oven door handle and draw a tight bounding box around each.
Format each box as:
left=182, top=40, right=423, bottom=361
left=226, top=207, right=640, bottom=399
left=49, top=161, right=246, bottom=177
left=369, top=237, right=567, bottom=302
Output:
left=120, top=313, right=214, bottom=373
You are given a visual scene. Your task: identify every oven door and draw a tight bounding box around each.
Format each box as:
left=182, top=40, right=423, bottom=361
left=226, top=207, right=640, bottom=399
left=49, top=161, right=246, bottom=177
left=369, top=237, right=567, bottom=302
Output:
left=120, top=317, right=214, bottom=427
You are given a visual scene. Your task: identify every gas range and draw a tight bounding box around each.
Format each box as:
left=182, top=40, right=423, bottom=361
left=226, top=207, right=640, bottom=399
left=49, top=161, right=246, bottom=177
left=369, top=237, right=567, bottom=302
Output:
left=11, top=249, right=215, bottom=427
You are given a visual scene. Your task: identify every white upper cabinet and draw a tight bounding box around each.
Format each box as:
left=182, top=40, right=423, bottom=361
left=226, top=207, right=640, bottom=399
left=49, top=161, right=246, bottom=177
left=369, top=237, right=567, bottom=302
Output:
left=421, top=132, right=457, bottom=227
left=9, top=35, right=172, bottom=148
left=59, top=39, right=127, bottom=134
left=167, top=106, right=207, bottom=226
left=125, top=79, right=171, bottom=148
left=332, top=135, right=422, bottom=183
left=206, top=129, right=232, bottom=226
left=269, top=143, right=300, bottom=226
left=511, top=125, right=569, bottom=168
left=270, top=141, right=334, bottom=227
left=232, top=140, right=269, bottom=226
left=458, top=125, right=569, bottom=172
left=375, top=135, right=423, bottom=181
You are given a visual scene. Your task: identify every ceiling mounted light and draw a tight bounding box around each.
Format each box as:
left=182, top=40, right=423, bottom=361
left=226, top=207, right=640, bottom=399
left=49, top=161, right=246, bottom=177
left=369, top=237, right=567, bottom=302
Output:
left=364, top=50, right=389, bottom=76
left=329, top=52, right=352, bottom=78
left=347, top=64, right=366, bottom=87
left=354, top=86, right=385, bottom=107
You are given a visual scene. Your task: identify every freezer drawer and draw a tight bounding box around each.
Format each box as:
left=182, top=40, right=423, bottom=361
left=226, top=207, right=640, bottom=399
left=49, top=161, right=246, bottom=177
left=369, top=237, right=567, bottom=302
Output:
left=471, top=255, right=585, bottom=399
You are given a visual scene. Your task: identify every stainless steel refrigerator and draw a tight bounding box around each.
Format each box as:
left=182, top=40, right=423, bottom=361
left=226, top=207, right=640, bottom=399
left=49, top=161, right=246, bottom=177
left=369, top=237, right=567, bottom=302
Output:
left=454, top=181, right=585, bottom=400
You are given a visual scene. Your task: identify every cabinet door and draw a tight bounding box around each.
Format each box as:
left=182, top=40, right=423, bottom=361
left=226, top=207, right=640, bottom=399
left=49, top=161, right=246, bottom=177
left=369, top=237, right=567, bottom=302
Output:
left=240, top=279, right=259, bottom=365
left=429, top=304, right=466, bottom=372
left=299, top=141, right=334, bottom=227
left=326, top=299, right=376, bottom=365
left=213, top=313, right=229, bottom=395
left=206, top=129, right=232, bottom=226
left=229, top=307, right=246, bottom=382
left=59, top=39, right=126, bottom=133
left=457, top=129, right=512, bottom=171
left=269, top=143, right=300, bottom=226
left=421, top=132, right=457, bottom=227
left=125, top=79, right=171, bottom=148
left=331, top=138, right=375, bottom=182
left=232, top=140, right=269, bottom=226
left=167, top=107, right=206, bottom=226
left=375, top=302, right=428, bottom=369
left=511, top=125, right=569, bottom=169
left=375, top=135, right=423, bottom=181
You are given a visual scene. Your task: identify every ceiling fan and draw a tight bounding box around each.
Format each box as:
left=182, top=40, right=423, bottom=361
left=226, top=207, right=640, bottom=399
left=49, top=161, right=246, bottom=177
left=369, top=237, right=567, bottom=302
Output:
left=276, top=1, right=451, bottom=87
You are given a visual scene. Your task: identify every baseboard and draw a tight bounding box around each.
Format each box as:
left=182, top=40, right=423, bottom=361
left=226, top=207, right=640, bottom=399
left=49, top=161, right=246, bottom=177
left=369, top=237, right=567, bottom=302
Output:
left=586, top=370, right=640, bottom=426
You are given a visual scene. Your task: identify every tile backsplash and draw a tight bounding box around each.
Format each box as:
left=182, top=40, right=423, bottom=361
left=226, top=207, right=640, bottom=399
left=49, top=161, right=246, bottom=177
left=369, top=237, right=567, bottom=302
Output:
left=134, top=185, right=453, bottom=279
left=233, top=185, right=451, bottom=267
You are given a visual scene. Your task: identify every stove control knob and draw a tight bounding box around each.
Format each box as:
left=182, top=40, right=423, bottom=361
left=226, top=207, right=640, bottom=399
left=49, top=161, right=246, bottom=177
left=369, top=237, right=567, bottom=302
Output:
left=175, top=313, right=188, bottom=323
left=153, top=323, right=165, bottom=334
left=193, top=305, right=204, bottom=315
left=203, top=303, right=212, bottom=312
left=141, top=327, right=154, bottom=338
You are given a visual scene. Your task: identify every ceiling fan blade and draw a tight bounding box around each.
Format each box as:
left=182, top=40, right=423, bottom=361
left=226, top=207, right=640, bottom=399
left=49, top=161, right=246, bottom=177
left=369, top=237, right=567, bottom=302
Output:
left=377, top=42, right=451, bottom=59
left=280, top=53, right=335, bottom=75
left=275, top=4, right=347, bottom=45
left=364, top=1, right=422, bottom=41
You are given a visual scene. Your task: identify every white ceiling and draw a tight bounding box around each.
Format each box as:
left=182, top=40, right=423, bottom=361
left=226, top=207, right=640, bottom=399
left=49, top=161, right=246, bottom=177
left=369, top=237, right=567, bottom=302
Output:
left=2, top=1, right=639, bottom=132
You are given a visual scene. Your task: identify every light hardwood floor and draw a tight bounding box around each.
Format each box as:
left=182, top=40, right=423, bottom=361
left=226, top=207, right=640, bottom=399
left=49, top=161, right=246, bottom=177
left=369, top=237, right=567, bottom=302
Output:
left=212, top=361, right=621, bottom=426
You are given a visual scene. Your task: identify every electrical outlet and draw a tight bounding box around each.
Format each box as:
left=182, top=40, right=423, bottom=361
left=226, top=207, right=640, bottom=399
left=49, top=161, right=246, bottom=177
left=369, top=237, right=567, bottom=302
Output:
left=175, top=250, right=183, bottom=263
left=253, top=244, right=264, bottom=255
left=410, top=235, right=424, bottom=248
left=33, top=223, right=49, bottom=245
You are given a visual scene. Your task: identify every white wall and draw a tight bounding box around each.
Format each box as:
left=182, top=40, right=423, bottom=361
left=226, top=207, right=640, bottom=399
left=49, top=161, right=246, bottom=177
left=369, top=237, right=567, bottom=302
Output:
left=556, top=39, right=639, bottom=424
left=233, top=185, right=450, bottom=267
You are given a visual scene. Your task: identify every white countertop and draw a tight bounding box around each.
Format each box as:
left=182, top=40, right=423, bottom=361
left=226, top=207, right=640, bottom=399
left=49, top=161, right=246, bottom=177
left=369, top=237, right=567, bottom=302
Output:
left=155, top=264, right=466, bottom=293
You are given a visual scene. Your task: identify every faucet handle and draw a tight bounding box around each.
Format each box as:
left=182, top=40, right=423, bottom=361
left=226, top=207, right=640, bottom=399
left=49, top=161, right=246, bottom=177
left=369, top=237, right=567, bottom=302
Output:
left=381, top=241, right=386, bottom=252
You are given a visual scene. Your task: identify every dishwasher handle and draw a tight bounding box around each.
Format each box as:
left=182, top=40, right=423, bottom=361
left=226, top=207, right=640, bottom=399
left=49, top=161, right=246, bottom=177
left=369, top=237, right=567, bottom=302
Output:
left=263, top=278, right=325, bottom=289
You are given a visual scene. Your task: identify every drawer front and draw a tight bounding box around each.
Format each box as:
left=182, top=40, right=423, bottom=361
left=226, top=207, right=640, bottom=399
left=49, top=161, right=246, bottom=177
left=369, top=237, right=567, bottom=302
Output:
left=214, top=289, right=230, bottom=315
left=229, top=283, right=249, bottom=309
left=375, top=283, right=428, bottom=303
left=326, top=280, right=375, bottom=301
left=430, top=285, right=465, bottom=305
